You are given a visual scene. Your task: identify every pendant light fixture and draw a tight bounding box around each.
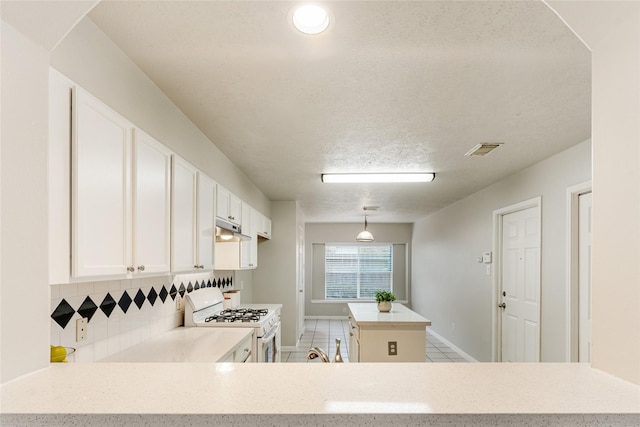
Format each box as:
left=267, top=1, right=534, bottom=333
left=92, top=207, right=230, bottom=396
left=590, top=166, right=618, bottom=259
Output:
left=356, top=216, right=375, bottom=242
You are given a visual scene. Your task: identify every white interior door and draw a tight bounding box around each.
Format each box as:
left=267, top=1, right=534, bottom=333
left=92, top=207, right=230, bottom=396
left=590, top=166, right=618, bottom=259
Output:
left=500, top=206, right=541, bottom=362
left=578, top=192, right=593, bottom=362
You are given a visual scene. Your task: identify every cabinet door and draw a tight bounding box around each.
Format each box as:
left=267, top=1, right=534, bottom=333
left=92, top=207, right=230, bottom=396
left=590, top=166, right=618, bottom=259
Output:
left=250, top=208, right=259, bottom=268
left=196, top=173, right=215, bottom=270
left=240, top=203, right=252, bottom=269
left=256, top=212, right=272, bottom=239
left=216, top=184, right=230, bottom=221
left=72, top=88, right=132, bottom=277
left=229, top=193, right=242, bottom=226
left=171, top=156, right=197, bottom=272
left=132, top=129, right=171, bottom=274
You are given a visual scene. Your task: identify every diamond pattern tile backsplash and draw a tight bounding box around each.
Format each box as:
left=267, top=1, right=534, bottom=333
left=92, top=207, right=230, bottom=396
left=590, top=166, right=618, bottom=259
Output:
left=50, top=272, right=235, bottom=363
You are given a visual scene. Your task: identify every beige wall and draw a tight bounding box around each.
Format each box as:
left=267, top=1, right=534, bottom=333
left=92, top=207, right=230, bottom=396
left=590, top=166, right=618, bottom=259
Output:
left=252, top=201, right=303, bottom=347
left=547, top=1, right=640, bottom=385
left=304, top=223, right=413, bottom=317
left=412, top=140, right=591, bottom=362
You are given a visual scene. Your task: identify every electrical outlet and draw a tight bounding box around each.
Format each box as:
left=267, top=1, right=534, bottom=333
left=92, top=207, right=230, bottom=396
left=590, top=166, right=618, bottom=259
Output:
left=388, top=341, right=397, bottom=356
left=176, top=295, right=183, bottom=311
left=342, top=307, right=347, bottom=313
left=76, top=317, right=88, bottom=342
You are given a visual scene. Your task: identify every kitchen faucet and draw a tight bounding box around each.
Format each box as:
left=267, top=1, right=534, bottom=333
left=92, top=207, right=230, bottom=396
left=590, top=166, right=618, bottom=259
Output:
left=306, top=338, right=344, bottom=363
left=306, top=347, right=330, bottom=362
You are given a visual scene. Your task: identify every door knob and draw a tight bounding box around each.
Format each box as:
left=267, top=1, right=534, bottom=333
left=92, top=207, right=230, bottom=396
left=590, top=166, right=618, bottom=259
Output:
left=137, top=265, right=145, bottom=271
left=498, top=303, right=506, bottom=310
left=127, top=266, right=135, bottom=273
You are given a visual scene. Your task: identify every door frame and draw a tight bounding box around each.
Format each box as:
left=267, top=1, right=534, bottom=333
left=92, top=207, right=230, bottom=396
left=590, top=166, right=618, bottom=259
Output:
left=491, top=196, right=542, bottom=362
left=565, top=181, right=592, bottom=362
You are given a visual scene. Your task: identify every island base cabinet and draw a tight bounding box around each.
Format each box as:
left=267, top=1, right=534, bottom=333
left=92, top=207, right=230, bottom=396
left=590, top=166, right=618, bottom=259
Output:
left=358, top=326, right=426, bottom=362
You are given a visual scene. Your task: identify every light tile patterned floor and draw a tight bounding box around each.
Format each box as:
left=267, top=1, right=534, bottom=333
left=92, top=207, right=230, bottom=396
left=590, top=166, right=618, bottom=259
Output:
left=281, top=319, right=470, bottom=363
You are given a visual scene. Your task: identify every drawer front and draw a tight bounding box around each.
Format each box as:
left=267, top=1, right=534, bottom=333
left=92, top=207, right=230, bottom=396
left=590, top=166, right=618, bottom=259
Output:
left=234, top=335, right=253, bottom=362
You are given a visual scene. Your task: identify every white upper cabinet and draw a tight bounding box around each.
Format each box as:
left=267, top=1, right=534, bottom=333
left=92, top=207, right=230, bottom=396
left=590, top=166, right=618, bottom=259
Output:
left=132, top=129, right=172, bottom=274
left=256, top=211, right=272, bottom=239
left=216, top=184, right=242, bottom=226
left=240, top=203, right=255, bottom=269
left=72, top=88, right=132, bottom=277
left=171, top=157, right=217, bottom=272
left=171, top=155, right=198, bottom=272
left=196, top=173, right=216, bottom=270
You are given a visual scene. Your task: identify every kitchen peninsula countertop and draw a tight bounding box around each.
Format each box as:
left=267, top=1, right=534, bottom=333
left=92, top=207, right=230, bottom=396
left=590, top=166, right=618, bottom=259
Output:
left=100, top=327, right=254, bottom=363
left=348, top=302, right=431, bottom=326
left=1, top=363, right=638, bottom=426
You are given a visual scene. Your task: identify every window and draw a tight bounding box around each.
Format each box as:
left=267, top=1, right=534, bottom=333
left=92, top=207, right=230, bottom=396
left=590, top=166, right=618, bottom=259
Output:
left=325, top=244, right=393, bottom=300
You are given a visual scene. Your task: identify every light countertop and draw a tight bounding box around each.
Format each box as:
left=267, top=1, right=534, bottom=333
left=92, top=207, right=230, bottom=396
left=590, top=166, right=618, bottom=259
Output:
left=348, top=302, right=431, bottom=326
left=1, top=363, right=638, bottom=421
left=100, top=327, right=254, bottom=363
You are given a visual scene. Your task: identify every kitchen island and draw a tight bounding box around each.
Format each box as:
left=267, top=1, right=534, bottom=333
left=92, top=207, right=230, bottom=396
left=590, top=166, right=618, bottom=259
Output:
left=1, top=363, right=638, bottom=426
left=348, top=303, right=431, bottom=362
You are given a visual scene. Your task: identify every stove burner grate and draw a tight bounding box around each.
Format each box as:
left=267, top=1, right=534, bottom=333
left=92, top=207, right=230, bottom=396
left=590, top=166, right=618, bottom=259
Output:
left=201, top=307, right=270, bottom=324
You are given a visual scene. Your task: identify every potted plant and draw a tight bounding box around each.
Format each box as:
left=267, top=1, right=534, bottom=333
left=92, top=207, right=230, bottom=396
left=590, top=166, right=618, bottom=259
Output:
left=375, top=290, right=396, bottom=312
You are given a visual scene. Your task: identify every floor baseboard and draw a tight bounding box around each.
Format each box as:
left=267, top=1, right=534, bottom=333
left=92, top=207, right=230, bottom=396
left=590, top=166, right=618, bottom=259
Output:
left=428, top=329, right=478, bottom=362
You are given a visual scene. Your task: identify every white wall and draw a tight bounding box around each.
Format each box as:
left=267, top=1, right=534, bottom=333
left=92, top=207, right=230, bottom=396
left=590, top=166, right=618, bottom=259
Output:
left=546, top=0, right=640, bottom=385
left=252, top=201, right=303, bottom=347
left=304, top=223, right=413, bottom=317
left=49, top=18, right=271, bottom=217
left=412, top=140, right=591, bottom=362
left=0, top=21, right=52, bottom=382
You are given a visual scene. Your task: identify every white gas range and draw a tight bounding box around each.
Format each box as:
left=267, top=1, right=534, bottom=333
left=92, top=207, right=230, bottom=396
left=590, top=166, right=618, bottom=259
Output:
left=184, top=287, right=281, bottom=363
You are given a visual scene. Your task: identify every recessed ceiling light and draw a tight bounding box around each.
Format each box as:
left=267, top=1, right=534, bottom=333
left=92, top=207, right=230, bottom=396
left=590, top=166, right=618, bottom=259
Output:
left=292, top=4, right=330, bottom=35
left=321, top=173, right=435, bottom=183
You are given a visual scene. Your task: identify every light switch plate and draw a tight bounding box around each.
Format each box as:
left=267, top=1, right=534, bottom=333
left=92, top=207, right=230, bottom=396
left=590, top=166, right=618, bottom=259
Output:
left=483, top=252, right=492, bottom=263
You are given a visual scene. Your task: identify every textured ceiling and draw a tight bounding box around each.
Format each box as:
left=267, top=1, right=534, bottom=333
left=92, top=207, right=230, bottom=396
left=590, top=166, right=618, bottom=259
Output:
left=89, top=1, right=590, bottom=223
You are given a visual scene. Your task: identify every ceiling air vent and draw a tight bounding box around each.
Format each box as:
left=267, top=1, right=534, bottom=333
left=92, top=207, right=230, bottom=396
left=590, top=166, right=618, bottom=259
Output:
left=465, top=143, right=503, bottom=157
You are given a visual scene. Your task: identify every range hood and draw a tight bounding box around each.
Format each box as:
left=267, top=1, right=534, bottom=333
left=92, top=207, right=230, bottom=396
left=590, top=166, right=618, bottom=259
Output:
left=215, top=218, right=251, bottom=242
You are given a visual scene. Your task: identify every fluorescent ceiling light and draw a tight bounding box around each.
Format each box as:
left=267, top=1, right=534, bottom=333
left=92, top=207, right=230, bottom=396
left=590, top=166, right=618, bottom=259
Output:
left=292, top=5, right=330, bottom=35
left=321, top=173, right=435, bottom=183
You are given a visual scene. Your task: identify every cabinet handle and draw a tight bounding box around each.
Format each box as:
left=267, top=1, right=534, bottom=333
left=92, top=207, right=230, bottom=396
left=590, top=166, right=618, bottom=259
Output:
left=194, top=265, right=200, bottom=269
left=199, top=265, right=204, bottom=269
left=137, top=265, right=145, bottom=271
left=127, top=266, right=135, bottom=273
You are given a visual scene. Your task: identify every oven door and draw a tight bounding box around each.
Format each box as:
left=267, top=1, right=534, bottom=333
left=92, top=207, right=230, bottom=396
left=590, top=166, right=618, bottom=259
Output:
left=257, top=322, right=280, bottom=363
